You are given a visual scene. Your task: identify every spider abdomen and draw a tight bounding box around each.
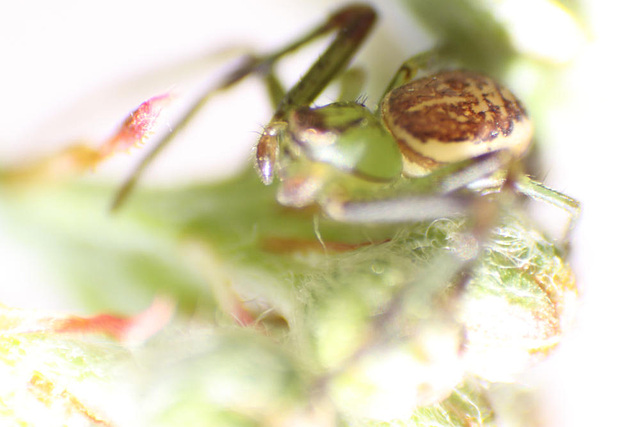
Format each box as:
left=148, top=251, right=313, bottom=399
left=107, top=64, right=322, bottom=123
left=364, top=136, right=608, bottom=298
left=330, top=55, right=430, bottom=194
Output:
left=381, top=70, right=533, bottom=177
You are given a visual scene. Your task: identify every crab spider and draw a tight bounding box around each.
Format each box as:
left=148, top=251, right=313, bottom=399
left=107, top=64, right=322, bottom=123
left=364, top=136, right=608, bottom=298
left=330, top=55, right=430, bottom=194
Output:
left=113, top=3, right=578, bottom=232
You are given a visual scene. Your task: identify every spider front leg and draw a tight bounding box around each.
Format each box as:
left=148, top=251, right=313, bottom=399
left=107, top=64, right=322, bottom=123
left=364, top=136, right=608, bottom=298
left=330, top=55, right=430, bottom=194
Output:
left=255, top=5, right=376, bottom=184
left=111, top=4, right=376, bottom=210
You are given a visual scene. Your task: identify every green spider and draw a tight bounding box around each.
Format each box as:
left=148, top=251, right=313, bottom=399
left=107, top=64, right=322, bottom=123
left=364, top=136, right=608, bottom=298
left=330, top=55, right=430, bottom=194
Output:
left=113, top=3, right=579, bottom=233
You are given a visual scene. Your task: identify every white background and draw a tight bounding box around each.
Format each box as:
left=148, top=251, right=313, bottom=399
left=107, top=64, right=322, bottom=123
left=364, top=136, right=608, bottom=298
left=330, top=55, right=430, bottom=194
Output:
left=1, top=1, right=639, bottom=425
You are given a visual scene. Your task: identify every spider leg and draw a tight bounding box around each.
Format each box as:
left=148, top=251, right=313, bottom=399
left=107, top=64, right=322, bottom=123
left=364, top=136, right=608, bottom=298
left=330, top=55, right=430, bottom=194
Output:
left=323, top=193, right=473, bottom=223
left=321, top=150, right=509, bottom=223
left=464, top=161, right=580, bottom=243
left=261, top=68, right=287, bottom=111
left=376, top=49, right=451, bottom=109
left=111, top=4, right=377, bottom=210
left=513, top=174, right=580, bottom=240
left=257, top=5, right=377, bottom=184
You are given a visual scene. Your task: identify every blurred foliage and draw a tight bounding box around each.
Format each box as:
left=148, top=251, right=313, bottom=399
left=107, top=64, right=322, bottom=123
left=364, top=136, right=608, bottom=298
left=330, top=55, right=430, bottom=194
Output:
left=1, top=165, right=576, bottom=425
left=402, top=0, right=515, bottom=76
